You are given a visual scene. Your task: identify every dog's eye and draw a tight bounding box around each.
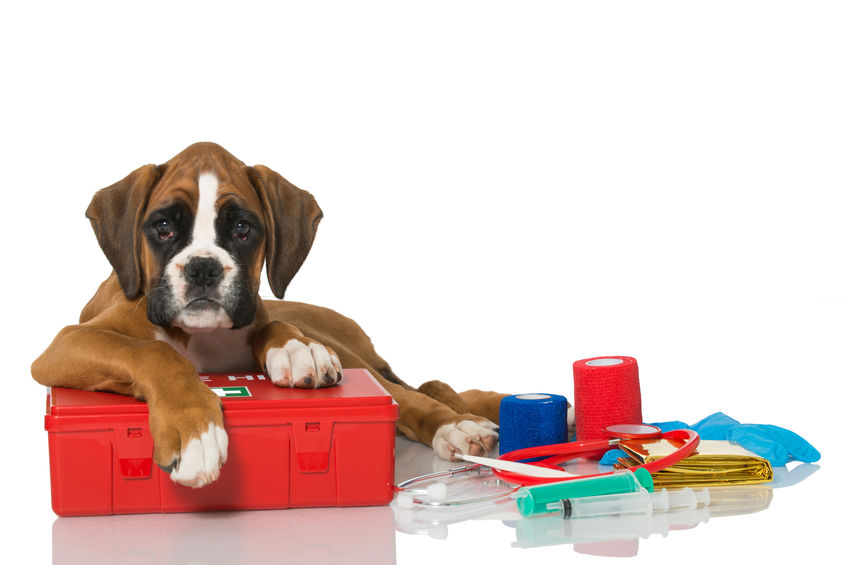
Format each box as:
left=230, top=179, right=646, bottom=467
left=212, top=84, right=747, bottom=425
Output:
left=155, top=220, right=174, bottom=240
left=234, top=221, right=251, bottom=241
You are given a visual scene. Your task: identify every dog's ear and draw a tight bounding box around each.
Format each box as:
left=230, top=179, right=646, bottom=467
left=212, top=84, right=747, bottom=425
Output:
left=246, top=165, right=323, bottom=299
left=85, top=164, right=164, bottom=298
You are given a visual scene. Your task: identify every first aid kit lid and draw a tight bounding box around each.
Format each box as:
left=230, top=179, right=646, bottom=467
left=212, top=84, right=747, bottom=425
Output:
left=47, top=368, right=394, bottom=418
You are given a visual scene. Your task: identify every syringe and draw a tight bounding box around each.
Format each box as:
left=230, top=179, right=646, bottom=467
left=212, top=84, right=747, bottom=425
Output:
left=544, top=487, right=710, bottom=519
left=515, top=468, right=654, bottom=517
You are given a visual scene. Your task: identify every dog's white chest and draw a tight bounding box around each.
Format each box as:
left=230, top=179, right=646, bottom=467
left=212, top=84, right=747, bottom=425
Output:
left=156, top=327, right=255, bottom=373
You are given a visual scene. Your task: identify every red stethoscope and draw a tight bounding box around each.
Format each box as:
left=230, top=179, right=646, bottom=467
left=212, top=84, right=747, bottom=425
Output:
left=494, top=424, right=701, bottom=486
left=394, top=424, right=700, bottom=508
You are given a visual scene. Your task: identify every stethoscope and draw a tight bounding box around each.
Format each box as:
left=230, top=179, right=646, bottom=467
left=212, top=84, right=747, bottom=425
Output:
left=394, top=424, right=700, bottom=508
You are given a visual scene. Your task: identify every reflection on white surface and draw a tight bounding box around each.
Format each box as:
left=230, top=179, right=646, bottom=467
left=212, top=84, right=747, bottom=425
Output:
left=771, top=463, right=820, bottom=489
left=511, top=506, right=710, bottom=556
left=391, top=436, right=808, bottom=557
left=49, top=437, right=822, bottom=563
left=53, top=505, right=395, bottom=565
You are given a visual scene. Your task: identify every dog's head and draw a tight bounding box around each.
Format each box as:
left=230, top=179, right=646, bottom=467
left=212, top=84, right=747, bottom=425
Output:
left=85, top=142, right=322, bottom=332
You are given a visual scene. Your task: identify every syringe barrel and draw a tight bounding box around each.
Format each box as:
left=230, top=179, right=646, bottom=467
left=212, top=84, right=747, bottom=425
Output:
left=564, top=488, right=654, bottom=519
left=515, top=468, right=653, bottom=517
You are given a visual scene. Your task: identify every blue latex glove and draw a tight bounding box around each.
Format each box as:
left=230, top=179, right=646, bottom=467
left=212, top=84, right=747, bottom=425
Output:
left=599, top=413, right=820, bottom=467
left=688, top=412, right=741, bottom=439
left=687, top=412, right=820, bottom=466
left=648, top=421, right=689, bottom=433
left=727, top=423, right=821, bottom=466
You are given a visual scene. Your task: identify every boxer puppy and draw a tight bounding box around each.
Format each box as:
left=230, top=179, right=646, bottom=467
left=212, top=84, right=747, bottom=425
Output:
left=32, top=142, right=504, bottom=487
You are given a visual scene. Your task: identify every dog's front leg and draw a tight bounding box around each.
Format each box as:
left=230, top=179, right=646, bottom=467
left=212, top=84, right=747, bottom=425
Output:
left=252, top=321, right=343, bottom=388
left=32, top=325, right=228, bottom=488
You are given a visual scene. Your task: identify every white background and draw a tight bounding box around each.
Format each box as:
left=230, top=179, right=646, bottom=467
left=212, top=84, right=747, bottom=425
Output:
left=1, top=1, right=844, bottom=562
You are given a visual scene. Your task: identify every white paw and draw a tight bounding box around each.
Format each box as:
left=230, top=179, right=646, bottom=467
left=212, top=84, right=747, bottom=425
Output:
left=170, top=422, right=229, bottom=488
left=432, top=419, right=500, bottom=461
left=266, top=339, right=342, bottom=388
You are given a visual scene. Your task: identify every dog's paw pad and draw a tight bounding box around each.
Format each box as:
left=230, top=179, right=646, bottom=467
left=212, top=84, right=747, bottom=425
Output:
left=433, top=418, right=499, bottom=461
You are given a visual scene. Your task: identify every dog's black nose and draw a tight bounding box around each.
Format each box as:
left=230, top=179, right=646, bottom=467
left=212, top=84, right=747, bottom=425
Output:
left=185, top=257, right=224, bottom=288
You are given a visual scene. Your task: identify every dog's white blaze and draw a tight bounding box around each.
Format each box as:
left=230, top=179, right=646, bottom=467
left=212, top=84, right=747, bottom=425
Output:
left=191, top=172, right=222, bottom=256
left=167, top=172, right=239, bottom=330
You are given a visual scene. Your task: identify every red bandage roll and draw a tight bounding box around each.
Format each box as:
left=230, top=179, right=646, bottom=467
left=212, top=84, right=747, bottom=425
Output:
left=573, top=356, right=642, bottom=449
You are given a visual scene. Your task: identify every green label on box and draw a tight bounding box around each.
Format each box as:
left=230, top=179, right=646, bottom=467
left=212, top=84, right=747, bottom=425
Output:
left=211, top=386, right=251, bottom=398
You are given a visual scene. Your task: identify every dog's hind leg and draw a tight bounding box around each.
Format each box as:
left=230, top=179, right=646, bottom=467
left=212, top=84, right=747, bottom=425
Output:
left=328, top=342, right=499, bottom=459
left=372, top=364, right=416, bottom=392
left=267, top=302, right=501, bottom=460
left=418, top=380, right=472, bottom=414
left=386, top=379, right=500, bottom=461
left=457, top=390, right=510, bottom=425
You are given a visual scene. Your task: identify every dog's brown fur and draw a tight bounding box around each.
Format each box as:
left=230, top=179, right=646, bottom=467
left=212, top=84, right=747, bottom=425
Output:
left=32, top=142, right=506, bottom=486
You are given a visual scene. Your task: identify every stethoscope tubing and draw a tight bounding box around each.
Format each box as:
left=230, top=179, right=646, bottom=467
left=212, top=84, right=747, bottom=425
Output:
left=494, top=429, right=700, bottom=485
left=394, top=429, right=700, bottom=507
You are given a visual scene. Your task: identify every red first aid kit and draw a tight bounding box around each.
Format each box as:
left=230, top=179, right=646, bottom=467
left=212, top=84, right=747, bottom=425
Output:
left=44, top=368, right=399, bottom=517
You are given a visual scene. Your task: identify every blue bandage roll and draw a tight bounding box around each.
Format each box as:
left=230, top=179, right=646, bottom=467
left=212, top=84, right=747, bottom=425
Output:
left=499, top=393, right=569, bottom=456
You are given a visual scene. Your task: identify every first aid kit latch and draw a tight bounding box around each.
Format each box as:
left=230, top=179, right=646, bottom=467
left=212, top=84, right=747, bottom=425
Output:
left=293, top=420, right=334, bottom=472
left=115, top=426, right=154, bottom=480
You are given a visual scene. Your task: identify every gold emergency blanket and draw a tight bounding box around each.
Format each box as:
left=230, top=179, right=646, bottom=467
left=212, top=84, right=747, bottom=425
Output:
left=614, top=439, right=774, bottom=488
